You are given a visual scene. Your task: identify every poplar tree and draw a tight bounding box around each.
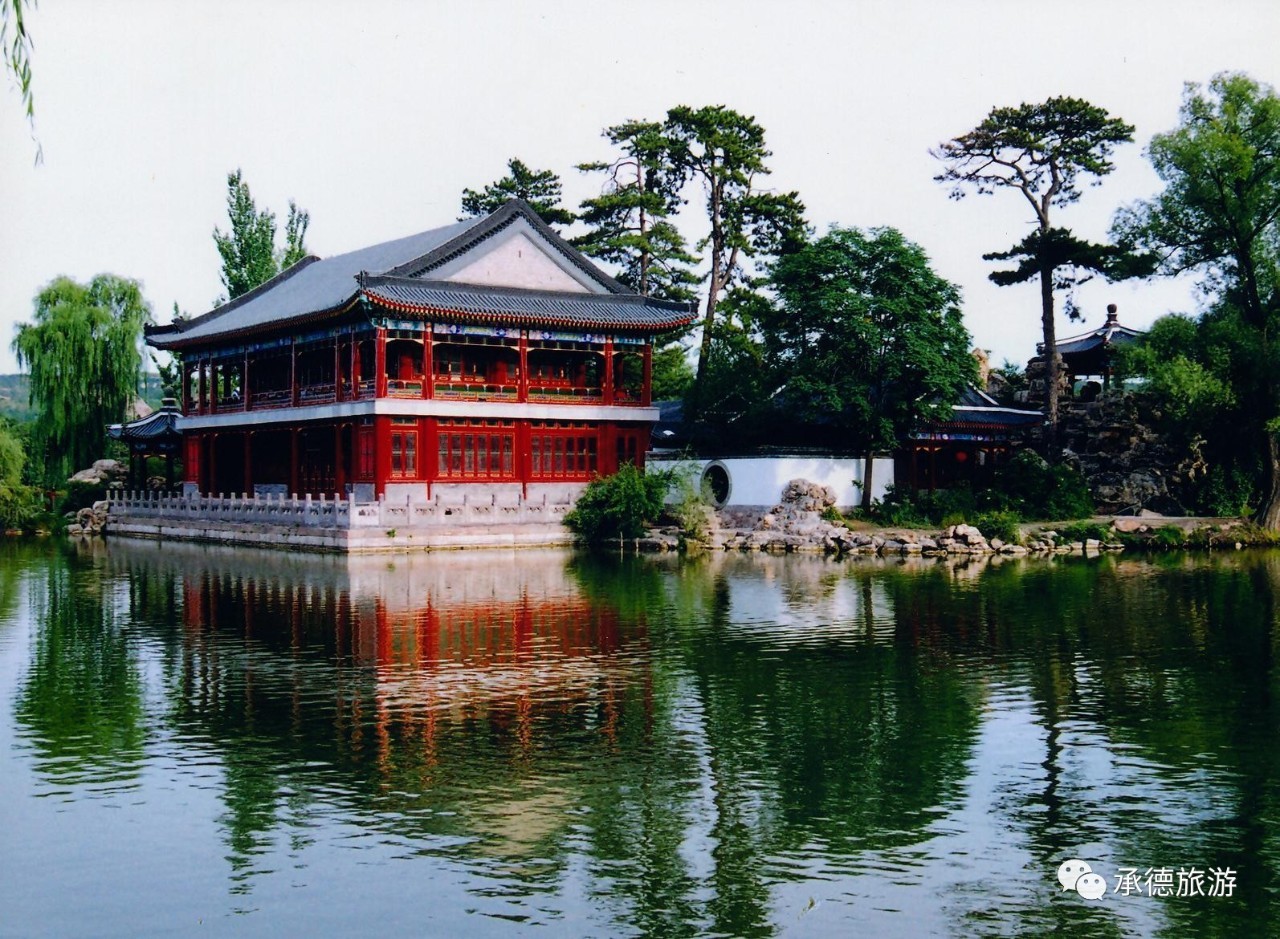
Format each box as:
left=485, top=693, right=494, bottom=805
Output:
left=13, top=275, right=150, bottom=482
left=213, top=170, right=311, bottom=303
left=934, top=98, right=1134, bottom=448
left=459, top=157, right=575, bottom=228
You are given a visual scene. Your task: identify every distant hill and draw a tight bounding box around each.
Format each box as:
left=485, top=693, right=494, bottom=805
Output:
left=0, top=373, right=166, bottom=423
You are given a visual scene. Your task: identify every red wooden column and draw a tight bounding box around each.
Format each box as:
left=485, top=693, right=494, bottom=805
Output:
left=422, top=327, right=434, bottom=399
left=242, top=351, right=250, bottom=411
left=351, top=334, right=361, bottom=399
left=603, top=337, right=615, bottom=406
left=642, top=340, right=653, bottom=406
left=208, top=433, right=219, bottom=495
left=181, top=360, right=190, bottom=415
left=290, top=339, right=299, bottom=407
left=516, top=419, right=531, bottom=499
left=600, top=424, right=616, bottom=475
left=335, top=337, right=344, bottom=403
left=243, top=432, right=253, bottom=496
left=518, top=331, right=529, bottom=403
left=375, top=327, right=388, bottom=398
left=209, top=361, right=220, bottom=412
left=374, top=415, right=391, bottom=498
left=423, top=418, right=437, bottom=499
left=289, top=429, right=300, bottom=496
left=334, top=423, right=346, bottom=496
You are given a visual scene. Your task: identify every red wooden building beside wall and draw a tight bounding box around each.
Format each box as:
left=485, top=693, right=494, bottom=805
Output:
left=146, top=200, right=695, bottom=503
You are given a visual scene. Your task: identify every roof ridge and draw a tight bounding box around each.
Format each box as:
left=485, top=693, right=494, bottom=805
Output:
left=383, top=199, right=630, bottom=294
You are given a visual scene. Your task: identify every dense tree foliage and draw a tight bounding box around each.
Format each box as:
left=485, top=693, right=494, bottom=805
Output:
left=460, top=157, right=575, bottom=228
left=13, top=275, right=150, bottom=483
left=213, top=170, right=311, bottom=303
left=762, top=227, right=975, bottom=507
left=1113, top=73, right=1280, bottom=525
left=934, top=97, right=1134, bottom=445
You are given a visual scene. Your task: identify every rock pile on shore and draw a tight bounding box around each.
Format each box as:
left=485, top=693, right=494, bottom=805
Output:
left=68, top=501, right=109, bottom=537
left=636, top=477, right=1132, bottom=557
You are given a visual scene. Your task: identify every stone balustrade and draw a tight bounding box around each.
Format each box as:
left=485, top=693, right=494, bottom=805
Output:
left=107, top=490, right=574, bottom=530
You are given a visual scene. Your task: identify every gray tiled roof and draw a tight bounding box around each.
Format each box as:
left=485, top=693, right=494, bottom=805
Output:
left=146, top=200, right=672, bottom=349
left=108, top=405, right=182, bottom=441
left=148, top=219, right=477, bottom=348
left=363, top=277, right=695, bottom=332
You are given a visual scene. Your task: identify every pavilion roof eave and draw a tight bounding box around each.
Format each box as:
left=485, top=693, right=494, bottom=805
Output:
left=359, top=277, right=697, bottom=334
left=146, top=297, right=365, bottom=352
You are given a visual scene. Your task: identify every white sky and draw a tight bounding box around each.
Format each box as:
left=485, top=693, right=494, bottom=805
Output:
left=2, top=0, right=1278, bottom=375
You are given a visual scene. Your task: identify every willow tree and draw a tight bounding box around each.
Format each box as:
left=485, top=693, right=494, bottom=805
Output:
left=3, top=0, right=37, bottom=158
left=934, top=98, right=1134, bottom=449
left=13, top=275, right=150, bottom=482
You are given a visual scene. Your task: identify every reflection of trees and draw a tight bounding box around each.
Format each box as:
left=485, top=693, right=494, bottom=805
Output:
left=53, top=538, right=1278, bottom=937
left=652, top=562, right=983, bottom=937
left=874, top=553, right=1280, bottom=938
left=14, top=544, right=146, bottom=785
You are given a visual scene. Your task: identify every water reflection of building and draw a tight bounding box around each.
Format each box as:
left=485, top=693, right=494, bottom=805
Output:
left=103, top=540, right=651, bottom=866
left=155, top=544, right=638, bottom=719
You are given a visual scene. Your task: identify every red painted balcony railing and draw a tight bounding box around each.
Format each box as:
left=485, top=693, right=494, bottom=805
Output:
left=386, top=379, right=425, bottom=398
left=250, top=388, right=292, bottom=409
left=433, top=381, right=519, bottom=401
left=298, top=383, right=337, bottom=405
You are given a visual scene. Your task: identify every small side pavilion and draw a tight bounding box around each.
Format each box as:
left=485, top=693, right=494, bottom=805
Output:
left=1044, top=304, right=1145, bottom=392
left=108, top=398, right=183, bottom=489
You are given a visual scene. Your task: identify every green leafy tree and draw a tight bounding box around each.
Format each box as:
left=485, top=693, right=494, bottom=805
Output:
left=762, top=227, right=976, bottom=508
left=650, top=344, right=695, bottom=401
left=460, top=157, right=576, bottom=228
left=934, top=97, right=1134, bottom=446
left=1113, top=73, right=1280, bottom=526
left=690, top=287, right=771, bottom=440
left=662, top=105, right=807, bottom=415
left=13, top=274, right=150, bottom=482
left=213, top=169, right=311, bottom=303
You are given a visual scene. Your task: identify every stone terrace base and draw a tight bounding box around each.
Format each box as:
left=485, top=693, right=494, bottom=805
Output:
left=108, top=518, right=576, bottom=553
left=105, top=490, right=580, bottom=553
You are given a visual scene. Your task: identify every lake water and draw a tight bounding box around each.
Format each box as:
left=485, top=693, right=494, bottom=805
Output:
left=0, top=539, right=1275, bottom=937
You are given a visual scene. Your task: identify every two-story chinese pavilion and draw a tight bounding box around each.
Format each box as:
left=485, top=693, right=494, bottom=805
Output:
left=146, top=200, right=695, bottom=504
